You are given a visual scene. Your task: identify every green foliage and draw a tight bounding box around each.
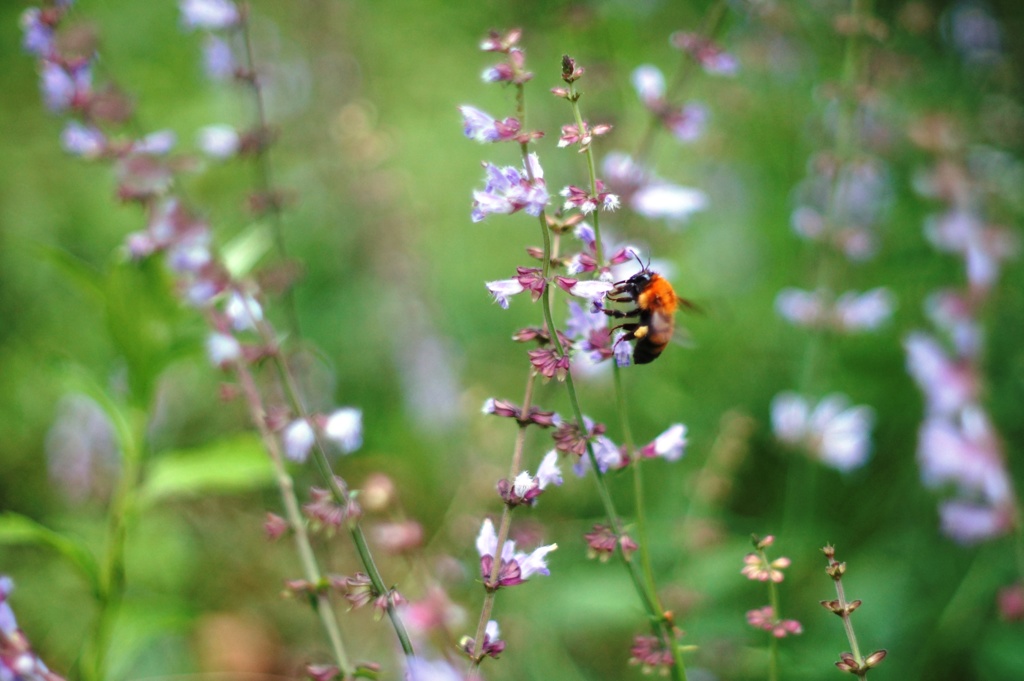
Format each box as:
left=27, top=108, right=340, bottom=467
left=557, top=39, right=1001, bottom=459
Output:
left=138, top=434, right=274, bottom=505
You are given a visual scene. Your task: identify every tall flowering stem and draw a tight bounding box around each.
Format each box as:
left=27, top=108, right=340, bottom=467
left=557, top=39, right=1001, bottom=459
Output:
left=821, top=545, right=887, bottom=678
left=235, top=2, right=301, bottom=336
left=252, top=315, right=416, bottom=659
left=20, top=1, right=415, bottom=672
left=741, top=535, right=802, bottom=681
left=556, top=57, right=686, bottom=680
left=228, top=350, right=352, bottom=675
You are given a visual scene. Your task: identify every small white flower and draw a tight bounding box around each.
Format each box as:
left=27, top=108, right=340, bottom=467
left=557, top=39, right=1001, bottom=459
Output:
left=205, top=332, right=241, bottom=367
left=136, top=130, right=176, bottom=155
left=198, top=124, right=240, bottom=159
left=834, top=288, right=895, bottom=332
left=323, top=408, right=362, bottom=454
left=631, top=64, right=666, bottom=106
left=515, top=543, right=557, bottom=579
left=225, top=291, right=262, bottom=331
left=652, top=424, right=687, bottom=462
left=771, top=392, right=809, bottom=444
left=180, top=0, right=240, bottom=30
left=512, top=471, right=536, bottom=498
left=282, top=419, right=315, bottom=463
left=631, top=183, right=708, bottom=221
left=536, top=450, right=563, bottom=489
left=568, top=280, right=614, bottom=304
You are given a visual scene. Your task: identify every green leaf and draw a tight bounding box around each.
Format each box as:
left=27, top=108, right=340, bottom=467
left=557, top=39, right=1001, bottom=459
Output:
left=222, top=222, right=273, bottom=278
left=0, top=513, right=100, bottom=593
left=139, top=433, right=275, bottom=505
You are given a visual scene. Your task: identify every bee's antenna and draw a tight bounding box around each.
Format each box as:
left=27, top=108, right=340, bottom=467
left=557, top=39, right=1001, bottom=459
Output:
left=630, top=249, right=647, bottom=271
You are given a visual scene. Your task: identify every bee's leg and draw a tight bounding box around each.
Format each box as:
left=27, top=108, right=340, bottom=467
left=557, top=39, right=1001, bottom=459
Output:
left=606, top=294, right=634, bottom=304
left=603, top=306, right=640, bottom=319
left=610, top=322, right=648, bottom=342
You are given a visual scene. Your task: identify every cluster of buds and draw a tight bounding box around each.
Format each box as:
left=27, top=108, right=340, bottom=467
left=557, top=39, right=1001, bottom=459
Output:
left=459, top=620, right=505, bottom=662
left=741, top=535, right=791, bottom=583
left=583, top=524, right=638, bottom=562
left=628, top=634, right=676, bottom=675
left=820, top=545, right=887, bottom=676
left=743, top=535, right=803, bottom=643
left=302, top=481, right=362, bottom=534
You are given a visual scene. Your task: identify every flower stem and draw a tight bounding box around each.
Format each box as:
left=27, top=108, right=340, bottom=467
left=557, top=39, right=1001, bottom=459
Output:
left=237, top=3, right=302, bottom=338
left=232, top=355, right=352, bottom=677
left=246, top=307, right=415, bottom=658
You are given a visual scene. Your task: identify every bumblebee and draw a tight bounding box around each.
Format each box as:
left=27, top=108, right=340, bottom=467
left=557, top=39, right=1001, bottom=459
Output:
left=603, top=260, right=688, bottom=364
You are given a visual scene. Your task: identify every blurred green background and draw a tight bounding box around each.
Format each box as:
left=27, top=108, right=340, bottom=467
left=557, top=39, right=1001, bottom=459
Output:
left=2, top=0, right=1024, bottom=679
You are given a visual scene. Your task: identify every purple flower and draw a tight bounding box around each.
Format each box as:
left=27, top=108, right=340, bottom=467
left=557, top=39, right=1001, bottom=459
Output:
left=180, top=0, right=240, bottom=30
left=0, top=577, right=65, bottom=681
left=475, top=518, right=557, bottom=588
left=904, top=332, right=978, bottom=417
left=917, top=409, right=1011, bottom=504
left=41, top=59, right=91, bottom=113
left=458, top=105, right=520, bottom=143
left=771, top=392, right=874, bottom=471
left=631, top=64, right=665, bottom=107
left=776, top=288, right=894, bottom=332
left=471, top=154, right=549, bottom=222
left=833, top=288, right=895, bottom=331
left=671, top=32, right=739, bottom=76
left=573, top=434, right=624, bottom=476
left=560, top=182, right=619, bottom=215
left=664, top=103, right=708, bottom=143
left=61, top=121, right=106, bottom=159
left=203, top=34, right=237, bottom=79
left=135, top=130, right=177, bottom=155
left=485, top=278, right=524, bottom=309
left=20, top=8, right=55, bottom=57
left=406, top=656, right=465, bottom=681
left=939, top=500, right=1014, bottom=545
